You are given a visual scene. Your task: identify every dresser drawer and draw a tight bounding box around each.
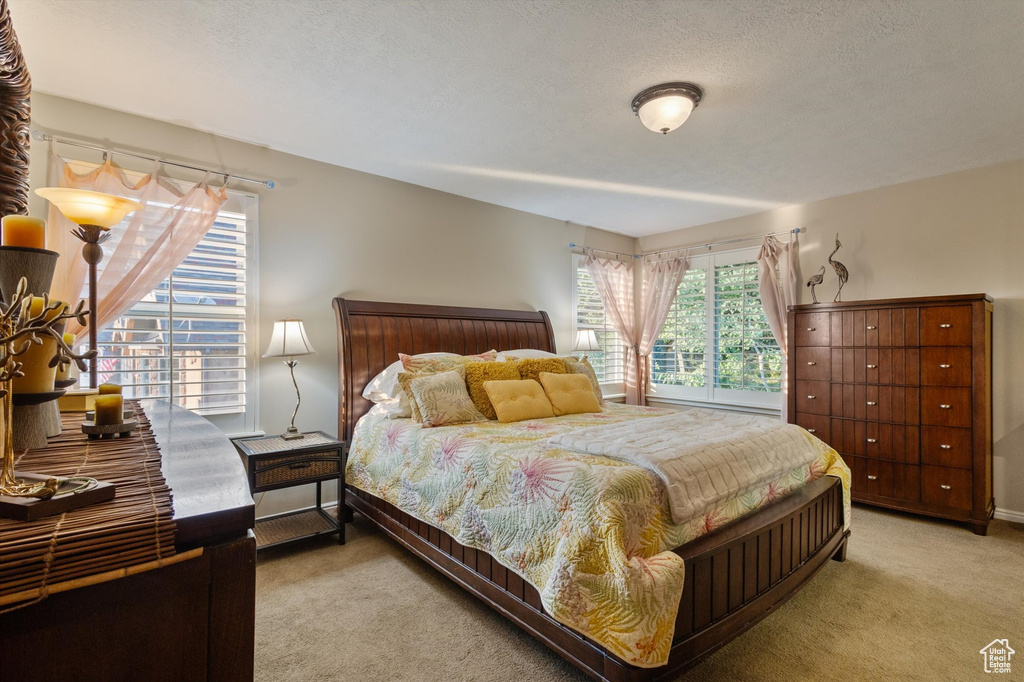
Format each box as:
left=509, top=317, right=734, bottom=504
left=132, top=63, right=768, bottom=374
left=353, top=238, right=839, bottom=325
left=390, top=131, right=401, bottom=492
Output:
left=920, top=465, right=972, bottom=510
left=795, top=381, right=829, bottom=415
left=920, top=306, right=972, bottom=346
left=253, top=449, right=342, bottom=490
left=855, top=422, right=919, bottom=463
left=830, top=384, right=920, bottom=424
left=795, top=347, right=830, bottom=381
left=921, top=387, right=972, bottom=428
left=831, top=308, right=920, bottom=347
left=921, top=426, right=973, bottom=468
left=794, top=312, right=830, bottom=346
left=794, top=413, right=830, bottom=442
left=921, top=347, right=972, bottom=386
left=847, top=456, right=920, bottom=502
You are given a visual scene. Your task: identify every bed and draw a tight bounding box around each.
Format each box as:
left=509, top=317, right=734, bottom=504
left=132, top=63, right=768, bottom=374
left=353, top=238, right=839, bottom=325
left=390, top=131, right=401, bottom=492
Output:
left=334, top=298, right=850, bottom=681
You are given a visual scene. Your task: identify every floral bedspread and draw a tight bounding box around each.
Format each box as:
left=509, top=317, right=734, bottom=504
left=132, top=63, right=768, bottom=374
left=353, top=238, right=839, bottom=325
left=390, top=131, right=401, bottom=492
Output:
left=346, top=404, right=850, bottom=668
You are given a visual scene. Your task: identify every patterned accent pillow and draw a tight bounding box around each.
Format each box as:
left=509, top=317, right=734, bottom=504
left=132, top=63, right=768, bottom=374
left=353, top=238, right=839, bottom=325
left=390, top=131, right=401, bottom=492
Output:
left=512, top=357, right=567, bottom=383
left=464, top=361, right=521, bottom=420
left=563, top=357, right=603, bottom=403
left=408, top=369, right=487, bottom=427
left=400, top=350, right=497, bottom=374
left=398, top=365, right=468, bottom=423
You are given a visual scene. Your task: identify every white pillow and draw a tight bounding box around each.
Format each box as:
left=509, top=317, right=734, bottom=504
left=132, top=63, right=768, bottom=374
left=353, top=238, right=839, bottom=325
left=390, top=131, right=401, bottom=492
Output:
left=361, top=353, right=458, bottom=403
left=496, top=348, right=559, bottom=360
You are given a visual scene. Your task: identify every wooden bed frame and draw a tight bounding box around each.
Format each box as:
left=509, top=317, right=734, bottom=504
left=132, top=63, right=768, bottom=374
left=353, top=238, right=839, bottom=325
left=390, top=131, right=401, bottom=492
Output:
left=333, top=298, right=849, bottom=681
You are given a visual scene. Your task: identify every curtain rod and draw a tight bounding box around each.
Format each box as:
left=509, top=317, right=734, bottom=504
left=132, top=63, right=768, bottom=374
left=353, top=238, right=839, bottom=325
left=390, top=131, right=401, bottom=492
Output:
left=639, top=227, right=803, bottom=259
left=32, top=130, right=276, bottom=189
left=567, top=243, right=638, bottom=260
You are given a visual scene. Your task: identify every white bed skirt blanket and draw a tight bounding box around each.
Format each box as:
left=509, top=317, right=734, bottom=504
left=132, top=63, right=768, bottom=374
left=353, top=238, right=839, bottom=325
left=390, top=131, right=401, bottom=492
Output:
left=547, top=408, right=833, bottom=526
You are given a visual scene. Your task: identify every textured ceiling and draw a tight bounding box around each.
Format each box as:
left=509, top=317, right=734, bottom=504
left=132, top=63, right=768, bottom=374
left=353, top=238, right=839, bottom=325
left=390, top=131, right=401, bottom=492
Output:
left=11, top=0, right=1024, bottom=237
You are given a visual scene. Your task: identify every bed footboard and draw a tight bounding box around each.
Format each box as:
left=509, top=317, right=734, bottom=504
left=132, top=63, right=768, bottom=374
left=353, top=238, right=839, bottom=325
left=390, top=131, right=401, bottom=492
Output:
left=345, top=476, right=847, bottom=682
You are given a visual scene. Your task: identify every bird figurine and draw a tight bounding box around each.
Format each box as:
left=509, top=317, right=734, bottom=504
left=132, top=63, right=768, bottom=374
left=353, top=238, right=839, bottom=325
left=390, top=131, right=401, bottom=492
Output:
left=806, top=266, right=826, bottom=304
left=828, top=233, right=849, bottom=302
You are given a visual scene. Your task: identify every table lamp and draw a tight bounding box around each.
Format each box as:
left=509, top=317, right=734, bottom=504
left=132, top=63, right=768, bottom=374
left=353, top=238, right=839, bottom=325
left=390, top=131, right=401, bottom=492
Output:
left=35, top=187, right=143, bottom=388
left=263, top=319, right=316, bottom=440
left=572, top=329, right=601, bottom=360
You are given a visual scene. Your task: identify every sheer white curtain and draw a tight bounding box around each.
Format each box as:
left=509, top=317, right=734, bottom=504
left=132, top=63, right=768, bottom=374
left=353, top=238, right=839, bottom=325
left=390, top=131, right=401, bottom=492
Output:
left=584, top=249, right=639, bottom=402
left=45, top=153, right=228, bottom=341
left=637, top=257, right=688, bottom=406
left=756, top=235, right=799, bottom=420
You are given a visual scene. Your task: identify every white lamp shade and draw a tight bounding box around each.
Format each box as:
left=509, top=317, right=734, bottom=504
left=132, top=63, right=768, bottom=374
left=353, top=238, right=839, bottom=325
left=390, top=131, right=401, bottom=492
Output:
left=35, top=187, right=143, bottom=228
left=573, top=329, right=601, bottom=353
left=637, top=94, right=695, bottom=134
left=263, top=319, right=316, bottom=358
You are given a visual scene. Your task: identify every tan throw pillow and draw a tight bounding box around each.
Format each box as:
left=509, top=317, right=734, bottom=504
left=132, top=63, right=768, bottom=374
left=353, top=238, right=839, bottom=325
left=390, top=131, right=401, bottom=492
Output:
left=483, top=379, right=555, bottom=423
left=512, top=357, right=567, bottom=383
left=408, top=369, right=486, bottom=427
left=563, top=356, right=603, bottom=403
left=538, top=372, right=602, bottom=416
left=464, top=361, right=521, bottom=420
left=398, top=364, right=468, bottom=423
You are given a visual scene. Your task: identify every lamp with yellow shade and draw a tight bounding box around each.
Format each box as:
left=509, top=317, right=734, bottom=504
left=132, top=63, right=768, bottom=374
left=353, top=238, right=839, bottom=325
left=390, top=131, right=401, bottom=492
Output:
left=35, top=188, right=143, bottom=388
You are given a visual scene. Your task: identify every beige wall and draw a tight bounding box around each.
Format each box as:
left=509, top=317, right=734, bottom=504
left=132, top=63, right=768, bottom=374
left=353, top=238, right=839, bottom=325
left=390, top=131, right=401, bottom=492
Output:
left=639, top=160, right=1024, bottom=517
left=27, top=92, right=634, bottom=516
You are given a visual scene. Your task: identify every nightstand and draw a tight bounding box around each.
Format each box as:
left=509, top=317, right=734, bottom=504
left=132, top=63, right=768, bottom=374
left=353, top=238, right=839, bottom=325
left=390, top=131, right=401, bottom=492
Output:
left=233, top=431, right=346, bottom=550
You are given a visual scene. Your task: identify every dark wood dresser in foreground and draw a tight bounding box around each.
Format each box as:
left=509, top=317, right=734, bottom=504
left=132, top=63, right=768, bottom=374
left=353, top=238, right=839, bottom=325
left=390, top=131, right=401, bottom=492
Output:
left=788, top=294, right=993, bottom=534
left=0, top=401, right=256, bottom=681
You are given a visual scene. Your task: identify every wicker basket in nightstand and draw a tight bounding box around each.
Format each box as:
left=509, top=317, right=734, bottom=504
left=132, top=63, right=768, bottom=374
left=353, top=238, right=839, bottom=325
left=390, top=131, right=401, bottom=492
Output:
left=233, top=431, right=346, bottom=549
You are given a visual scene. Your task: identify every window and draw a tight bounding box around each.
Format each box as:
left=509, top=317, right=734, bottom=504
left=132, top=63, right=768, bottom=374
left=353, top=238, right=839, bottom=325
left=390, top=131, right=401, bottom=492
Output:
left=71, top=161, right=259, bottom=434
left=572, top=255, right=625, bottom=388
left=649, top=247, right=781, bottom=408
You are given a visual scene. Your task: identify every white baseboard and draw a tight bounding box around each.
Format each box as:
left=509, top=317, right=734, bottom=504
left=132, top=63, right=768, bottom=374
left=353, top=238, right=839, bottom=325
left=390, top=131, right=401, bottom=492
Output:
left=994, top=508, right=1024, bottom=524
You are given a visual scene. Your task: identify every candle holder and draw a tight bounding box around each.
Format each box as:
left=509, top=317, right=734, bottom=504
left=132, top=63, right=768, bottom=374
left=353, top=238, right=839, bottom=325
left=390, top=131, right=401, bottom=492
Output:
left=0, top=277, right=94, bottom=498
left=0, top=245, right=58, bottom=305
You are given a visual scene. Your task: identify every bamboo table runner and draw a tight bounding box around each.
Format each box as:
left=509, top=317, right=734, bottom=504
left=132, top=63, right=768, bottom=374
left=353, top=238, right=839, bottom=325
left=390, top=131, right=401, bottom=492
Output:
left=0, top=402, right=178, bottom=611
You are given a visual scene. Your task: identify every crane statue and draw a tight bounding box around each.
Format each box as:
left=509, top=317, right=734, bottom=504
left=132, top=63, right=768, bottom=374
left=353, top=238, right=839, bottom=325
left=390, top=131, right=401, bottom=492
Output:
left=806, top=266, right=826, bottom=304
left=828, top=233, right=849, bottom=302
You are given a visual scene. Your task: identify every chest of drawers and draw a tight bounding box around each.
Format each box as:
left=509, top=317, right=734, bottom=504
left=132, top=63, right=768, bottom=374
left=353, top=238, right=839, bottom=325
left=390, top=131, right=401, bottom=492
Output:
left=787, top=294, right=993, bottom=534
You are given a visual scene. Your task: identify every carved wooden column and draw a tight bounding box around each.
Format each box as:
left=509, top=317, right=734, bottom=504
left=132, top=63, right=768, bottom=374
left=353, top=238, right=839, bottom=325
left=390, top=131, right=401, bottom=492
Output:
left=0, top=0, right=30, bottom=218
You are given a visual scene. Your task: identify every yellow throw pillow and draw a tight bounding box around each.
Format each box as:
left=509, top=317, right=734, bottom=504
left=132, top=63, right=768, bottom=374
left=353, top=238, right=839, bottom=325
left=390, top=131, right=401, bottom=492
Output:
left=465, top=361, right=521, bottom=420
left=483, top=379, right=555, bottom=423
left=512, top=358, right=566, bottom=383
left=562, top=357, right=603, bottom=403
left=398, top=364, right=467, bottom=423
left=538, top=372, right=603, bottom=416
left=408, top=369, right=486, bottom=427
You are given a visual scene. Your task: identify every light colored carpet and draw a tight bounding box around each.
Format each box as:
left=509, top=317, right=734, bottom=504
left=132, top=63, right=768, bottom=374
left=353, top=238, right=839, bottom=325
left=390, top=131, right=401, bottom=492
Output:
left=255, top=507, right=1024, bottom=681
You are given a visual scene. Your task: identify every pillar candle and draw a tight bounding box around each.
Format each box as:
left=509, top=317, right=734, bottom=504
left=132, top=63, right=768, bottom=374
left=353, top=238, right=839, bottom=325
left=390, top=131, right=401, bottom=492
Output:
left=55, top=333, right=78, bottom=383
left=98, top=382, right=122, bottom=395
left=1, top=215, right=46, bottom=249
left=93, top=394, right=123, bottom=426
left=12, top=297, right=67, bottom=394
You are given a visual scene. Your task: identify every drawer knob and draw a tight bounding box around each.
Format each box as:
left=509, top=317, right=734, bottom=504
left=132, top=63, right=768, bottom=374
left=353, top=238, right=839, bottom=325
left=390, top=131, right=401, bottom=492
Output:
left=867, top=475, right=878, bottom=480
left=866, top=325, right=877, bottom=330
left=806, top=361, right=816, bottom=366
left=867, top=364, right=877, bottom=369
left=807, top=395, right=816, bottom=400
left=807, top=428, right=816, bottom=433
left=939, top=404, right=952, bottom=409
left=939, top=364, right=951, bottom=369
left=940, top=484, right=952, bottom=490
left=939, top=323, right=952, bottom=328
left=806, top=327, right=816, bottom=332
left=867, top=438, right=877, bottom=443
left=940, top=444, right=953, bottom=450
left=289, top=462, right=312, bottom=470
left=866, top=401, right=877, bottom=406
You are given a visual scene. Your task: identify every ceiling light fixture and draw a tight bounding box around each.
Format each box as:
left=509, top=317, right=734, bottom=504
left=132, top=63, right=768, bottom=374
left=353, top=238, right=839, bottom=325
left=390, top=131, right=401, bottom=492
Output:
left=631, top=82, right=703, bottom=134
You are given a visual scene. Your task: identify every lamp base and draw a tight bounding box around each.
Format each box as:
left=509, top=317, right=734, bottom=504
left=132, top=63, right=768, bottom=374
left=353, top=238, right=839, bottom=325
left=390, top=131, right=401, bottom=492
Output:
left=281, top=427, right=304, bottom=441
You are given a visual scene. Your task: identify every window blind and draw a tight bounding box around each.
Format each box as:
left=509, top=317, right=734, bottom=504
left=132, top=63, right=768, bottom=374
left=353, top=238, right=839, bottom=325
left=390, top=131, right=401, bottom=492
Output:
left=574, top=263, right=625, bottom=383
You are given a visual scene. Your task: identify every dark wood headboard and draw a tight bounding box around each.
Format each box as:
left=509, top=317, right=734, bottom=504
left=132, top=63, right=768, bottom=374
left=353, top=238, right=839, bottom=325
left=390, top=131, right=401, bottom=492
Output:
left=332, top=299, right=555, bottom=441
